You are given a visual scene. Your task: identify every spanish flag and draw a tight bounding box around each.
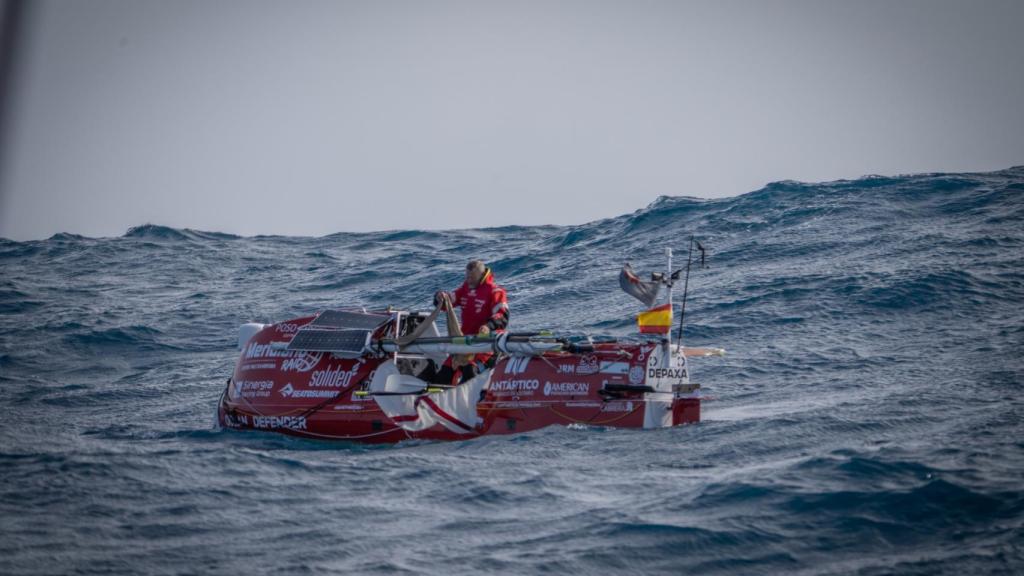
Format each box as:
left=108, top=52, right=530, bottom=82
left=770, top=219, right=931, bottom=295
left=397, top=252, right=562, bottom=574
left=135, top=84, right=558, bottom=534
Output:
left=637, top=303, right=673, bottom=334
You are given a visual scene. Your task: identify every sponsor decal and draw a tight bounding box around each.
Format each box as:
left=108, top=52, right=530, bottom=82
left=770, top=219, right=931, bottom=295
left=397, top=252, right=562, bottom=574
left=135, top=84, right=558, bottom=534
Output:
left=602, top=401, right=635, bottom=413
left=647, top=367, right=688, bottom=380
left=628, top=365, right=645, bottom=385
left=309, top=365, right=361, bottom=388
left=243, top=343, right=323, bottom=372
left=645, top=348, right=689, bottom=391
left=223, top=413, right=248, bottom=427
left=577, top=355, right=599, bottom=375
left=275, top=365, right=361, bottom=400
left=599, top=361, right=630, bottom=375
left=504, top=356, right=531, bottom=375
left=490, top=379, right=540, bottom=395
left=543, top=381, right=590, bottom=396
left=252, top=415, right=307, bottom=430
left=240, top=362, right=276, bottom=372
left=565, top=401, right=601, bottom=408
left=275, top=322, right=301, bottom=334
left=281, top=352, right=324, bottom=372
left=557, top=363, right=575, bottom=375
left=636, top=345, right=654, bottom=362
left=235, top=379, right=274, bottom=399
left=495, top=401, right=542, bottom=408
left=279, top=383, right=339, bottom=399
left=245, top=342, right=297, bottom=360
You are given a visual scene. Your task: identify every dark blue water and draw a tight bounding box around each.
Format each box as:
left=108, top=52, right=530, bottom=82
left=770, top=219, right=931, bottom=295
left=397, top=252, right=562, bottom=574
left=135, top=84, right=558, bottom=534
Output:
left=2, top=167, right=1023, bottom=575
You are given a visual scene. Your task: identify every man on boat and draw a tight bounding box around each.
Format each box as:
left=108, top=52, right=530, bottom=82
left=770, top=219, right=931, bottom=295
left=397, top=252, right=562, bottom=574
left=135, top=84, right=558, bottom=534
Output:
left=424, top=259, right=509, bottom=384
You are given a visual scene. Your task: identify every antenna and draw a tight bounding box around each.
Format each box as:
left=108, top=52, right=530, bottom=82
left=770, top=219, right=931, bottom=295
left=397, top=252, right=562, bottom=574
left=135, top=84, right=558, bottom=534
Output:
left=676, top=237, right=694, bottom=347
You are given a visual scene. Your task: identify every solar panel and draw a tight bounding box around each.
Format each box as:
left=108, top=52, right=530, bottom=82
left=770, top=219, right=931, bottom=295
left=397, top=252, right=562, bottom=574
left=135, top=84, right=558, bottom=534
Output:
left=309, top=310, right=390, bottom=330
left=286, top=328, right=372, bottom=353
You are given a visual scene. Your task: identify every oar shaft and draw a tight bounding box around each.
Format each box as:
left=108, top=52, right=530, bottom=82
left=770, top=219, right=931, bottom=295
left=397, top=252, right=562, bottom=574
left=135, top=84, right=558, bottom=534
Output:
left=378, top=333, right=563, bottom=355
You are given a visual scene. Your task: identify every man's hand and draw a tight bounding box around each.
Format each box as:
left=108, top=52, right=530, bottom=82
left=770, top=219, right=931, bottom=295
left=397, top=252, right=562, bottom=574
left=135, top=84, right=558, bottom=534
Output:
left=434, top=291, right=448, bottom=310
left=478, top=325, right=490, bottom=337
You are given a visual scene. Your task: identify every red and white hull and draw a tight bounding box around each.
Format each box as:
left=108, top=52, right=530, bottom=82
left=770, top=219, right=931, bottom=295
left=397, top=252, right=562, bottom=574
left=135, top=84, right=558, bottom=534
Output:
left=217, top=316, right=705, bottom=444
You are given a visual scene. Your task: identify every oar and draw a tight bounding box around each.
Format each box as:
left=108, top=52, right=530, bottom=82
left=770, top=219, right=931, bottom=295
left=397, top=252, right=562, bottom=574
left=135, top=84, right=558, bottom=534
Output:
left=353, top=387, right=450, bottom=397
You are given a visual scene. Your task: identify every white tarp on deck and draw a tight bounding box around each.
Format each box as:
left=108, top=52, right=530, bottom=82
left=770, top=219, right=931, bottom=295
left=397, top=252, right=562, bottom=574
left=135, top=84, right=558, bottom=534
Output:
left=371, top=362, right=489, bottom=434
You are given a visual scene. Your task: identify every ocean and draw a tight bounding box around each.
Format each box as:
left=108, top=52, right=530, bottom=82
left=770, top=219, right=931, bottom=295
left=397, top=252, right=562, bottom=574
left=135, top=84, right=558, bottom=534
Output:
left=1, top=167, right=1022, bottom=574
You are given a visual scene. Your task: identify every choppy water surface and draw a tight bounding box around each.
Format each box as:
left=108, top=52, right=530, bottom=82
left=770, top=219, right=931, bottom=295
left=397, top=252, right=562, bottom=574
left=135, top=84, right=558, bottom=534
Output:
left=1, top=168, right=1023, bottom=574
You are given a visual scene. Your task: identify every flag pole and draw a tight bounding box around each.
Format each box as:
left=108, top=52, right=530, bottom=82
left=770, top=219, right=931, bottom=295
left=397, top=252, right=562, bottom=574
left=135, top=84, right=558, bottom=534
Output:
left=676, top=236, right=694, bottom=347
left=665, top=247, right=673, bottom=343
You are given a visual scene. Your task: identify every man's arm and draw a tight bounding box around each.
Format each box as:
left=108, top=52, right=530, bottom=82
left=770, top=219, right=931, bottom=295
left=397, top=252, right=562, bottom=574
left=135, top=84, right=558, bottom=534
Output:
left=484, top=288, right=509, bottom=332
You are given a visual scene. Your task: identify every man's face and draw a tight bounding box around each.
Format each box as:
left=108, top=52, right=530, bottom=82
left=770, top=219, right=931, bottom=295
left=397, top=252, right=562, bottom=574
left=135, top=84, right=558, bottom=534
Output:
left=466, top=267, right=484, bottom=287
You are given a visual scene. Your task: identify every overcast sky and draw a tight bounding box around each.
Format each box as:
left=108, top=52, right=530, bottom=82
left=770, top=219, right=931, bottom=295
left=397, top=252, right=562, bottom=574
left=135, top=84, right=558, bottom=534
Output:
left=1, top=0, right=1022, bottom=240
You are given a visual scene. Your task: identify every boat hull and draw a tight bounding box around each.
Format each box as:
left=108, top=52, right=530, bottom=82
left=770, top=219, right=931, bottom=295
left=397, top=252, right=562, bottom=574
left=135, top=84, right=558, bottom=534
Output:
left=217, top=318, right=701, bottom=443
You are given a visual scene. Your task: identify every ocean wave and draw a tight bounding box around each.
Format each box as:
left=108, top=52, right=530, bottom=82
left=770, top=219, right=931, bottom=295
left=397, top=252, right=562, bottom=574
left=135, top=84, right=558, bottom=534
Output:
left=1, top=166, right=1022, bottom=575
left=123, top=224, right=241, bottom=242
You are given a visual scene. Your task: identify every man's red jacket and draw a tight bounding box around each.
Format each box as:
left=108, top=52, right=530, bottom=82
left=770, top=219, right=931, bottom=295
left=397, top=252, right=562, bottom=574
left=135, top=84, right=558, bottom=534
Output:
left=449, top=268, right=509, bottom=335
